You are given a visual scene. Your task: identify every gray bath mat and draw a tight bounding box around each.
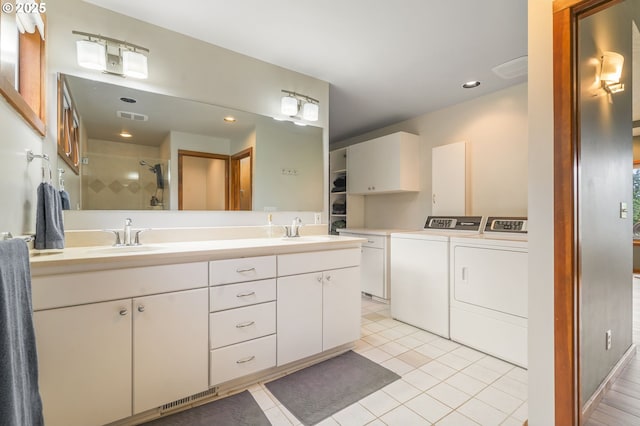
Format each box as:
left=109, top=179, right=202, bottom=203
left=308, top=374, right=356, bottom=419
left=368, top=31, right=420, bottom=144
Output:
left=141, top=390, right=270, bottom=426
left=265, top=350, right=400, bottom=425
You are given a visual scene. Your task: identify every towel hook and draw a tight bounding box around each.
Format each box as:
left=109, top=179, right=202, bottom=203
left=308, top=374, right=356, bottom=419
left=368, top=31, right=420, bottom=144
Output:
left=26, top=150, right=49, bottom=163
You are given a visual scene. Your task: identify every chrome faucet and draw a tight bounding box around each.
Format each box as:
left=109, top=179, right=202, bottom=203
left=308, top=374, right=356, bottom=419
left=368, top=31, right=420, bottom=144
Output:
left=284, top=217, right=303, bottom=238
left=123, top=218, right=133, bottom=246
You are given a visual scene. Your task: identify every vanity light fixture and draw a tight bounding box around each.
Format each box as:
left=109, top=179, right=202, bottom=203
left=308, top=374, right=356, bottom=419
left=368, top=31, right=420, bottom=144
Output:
left=223, top=116, right=237, bottom=123
left=281, top=90, right=320, bottom=122
left=73, top=30, right=150, bottom=79
left=599, top=51, right=624, bottom=94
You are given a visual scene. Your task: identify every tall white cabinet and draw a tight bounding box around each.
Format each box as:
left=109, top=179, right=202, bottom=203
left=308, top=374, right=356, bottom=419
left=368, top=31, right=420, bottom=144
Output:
left=432, top=141, right=466, bottom=215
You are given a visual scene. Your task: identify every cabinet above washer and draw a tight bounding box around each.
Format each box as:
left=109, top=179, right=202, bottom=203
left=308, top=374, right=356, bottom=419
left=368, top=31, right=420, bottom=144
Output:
left=347, top=132, right=420, bottom=195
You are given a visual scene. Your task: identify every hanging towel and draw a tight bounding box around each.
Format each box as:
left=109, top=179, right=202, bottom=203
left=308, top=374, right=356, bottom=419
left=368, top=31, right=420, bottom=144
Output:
left=35, top=182, right=64, bottom=249
left=59, top=190, right=71, bottom=211
left=0, top=239, right=44, bottom=426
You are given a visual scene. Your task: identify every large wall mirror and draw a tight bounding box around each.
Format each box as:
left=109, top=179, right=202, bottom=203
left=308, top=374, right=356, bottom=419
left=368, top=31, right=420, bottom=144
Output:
left=58, top=73, right=324, bottom=212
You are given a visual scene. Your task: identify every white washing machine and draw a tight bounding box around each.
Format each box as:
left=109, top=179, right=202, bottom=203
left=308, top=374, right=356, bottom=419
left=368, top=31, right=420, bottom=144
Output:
left=390, top=216, right=484, bottom=338
left=449, top=217, right=528, bottom=367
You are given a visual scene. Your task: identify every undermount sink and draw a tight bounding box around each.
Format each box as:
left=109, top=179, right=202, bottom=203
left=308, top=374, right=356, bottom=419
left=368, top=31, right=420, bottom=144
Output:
left=88, top=245, right=166, bottom=254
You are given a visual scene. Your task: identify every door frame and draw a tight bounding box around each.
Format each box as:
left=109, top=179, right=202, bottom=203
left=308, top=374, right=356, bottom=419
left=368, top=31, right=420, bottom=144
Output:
left=177, top=149, right=229, bottom=210
left=553, top=0, right=623, bottom=424
left=230, top=147, right=253, bottom=210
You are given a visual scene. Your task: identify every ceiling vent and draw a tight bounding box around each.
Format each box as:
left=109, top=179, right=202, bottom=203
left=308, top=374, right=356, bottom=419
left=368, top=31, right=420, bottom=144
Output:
left=117, top=110, right=148, bottom=121
left=492, top=56, right=528, bottom=79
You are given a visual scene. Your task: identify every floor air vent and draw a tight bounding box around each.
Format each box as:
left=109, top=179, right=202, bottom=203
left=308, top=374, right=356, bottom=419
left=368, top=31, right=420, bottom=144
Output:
left=160, top=387, right=218, bottom=413
left=117, top=110, right=149, bottom=121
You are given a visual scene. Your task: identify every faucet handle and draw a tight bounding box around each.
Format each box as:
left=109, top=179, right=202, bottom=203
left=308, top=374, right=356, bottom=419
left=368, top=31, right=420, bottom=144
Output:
left=134, top=229, right=151, bottom=245
left=103, top=230, right=122, bottom=246
left=125, top=218, right=132, bottom=226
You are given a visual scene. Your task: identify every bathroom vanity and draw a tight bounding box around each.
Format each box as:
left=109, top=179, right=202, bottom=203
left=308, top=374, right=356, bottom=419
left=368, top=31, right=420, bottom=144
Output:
left=29, top=235, right=363, bottom=426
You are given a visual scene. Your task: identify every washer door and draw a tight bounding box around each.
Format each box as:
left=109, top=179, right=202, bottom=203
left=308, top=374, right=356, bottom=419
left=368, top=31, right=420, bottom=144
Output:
left=452, top=245, right=528, bottom=318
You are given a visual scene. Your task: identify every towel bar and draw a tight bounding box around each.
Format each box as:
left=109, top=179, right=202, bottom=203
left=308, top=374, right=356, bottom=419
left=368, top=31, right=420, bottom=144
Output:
left=1, top=232, right=34, bottom=242
left=26, top=150, right=49, bottom=163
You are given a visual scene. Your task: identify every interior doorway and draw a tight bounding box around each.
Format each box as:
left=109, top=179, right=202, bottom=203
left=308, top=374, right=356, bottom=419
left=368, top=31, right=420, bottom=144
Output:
left=230, top=147, right=253, bottom=210
left=178, top=150, right=229, bottom=210
left=554, top=1, right=640, bottom=424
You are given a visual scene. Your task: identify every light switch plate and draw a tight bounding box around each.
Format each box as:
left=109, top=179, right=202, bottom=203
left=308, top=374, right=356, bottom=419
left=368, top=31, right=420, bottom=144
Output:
left=620, top=202, right=628, bottom=219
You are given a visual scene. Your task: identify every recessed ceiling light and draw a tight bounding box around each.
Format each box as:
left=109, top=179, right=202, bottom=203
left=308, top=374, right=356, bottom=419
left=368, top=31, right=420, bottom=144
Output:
left=223, top=116, right=236, bottom=123
left=120, top=97, right=137, bottom=103
left=294, top=122, right=307, bottom=127
left=120, top=131, right=133, bottom=138
left=462, top=81, right=481, bottom=89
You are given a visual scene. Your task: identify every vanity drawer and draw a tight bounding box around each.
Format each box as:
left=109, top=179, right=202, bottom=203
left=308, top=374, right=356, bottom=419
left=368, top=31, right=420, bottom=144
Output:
left=341, top=233, right=385, bottom=249
left=209, top=256, right=276, bottom=285
left=277, top=248, right=361, bottom=276
left=209, top=279, right=276, bottom=312
left=32, top=262, right=209, bottom=311
left=210, top=302, right=276, bottom=349
left=210, top=335, right=276, bottom=386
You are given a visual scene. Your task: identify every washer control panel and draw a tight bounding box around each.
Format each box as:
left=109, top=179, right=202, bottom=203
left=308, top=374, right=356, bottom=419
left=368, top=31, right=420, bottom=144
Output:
left=485, top=217, right=528, bottom=233
left=424, top=216, right=484, bottom=232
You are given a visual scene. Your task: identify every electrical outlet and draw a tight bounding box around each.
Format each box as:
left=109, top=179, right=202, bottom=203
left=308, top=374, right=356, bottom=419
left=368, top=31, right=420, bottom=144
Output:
left=606, top=330, right=612, bottom=350
left=314, top=213, right=322, bottom=224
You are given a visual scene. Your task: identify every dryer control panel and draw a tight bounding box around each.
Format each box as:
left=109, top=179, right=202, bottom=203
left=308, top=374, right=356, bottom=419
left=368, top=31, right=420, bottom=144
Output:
left=424, top=216, right=484, bottom=232
left=485, top=217, right=528, bottom=233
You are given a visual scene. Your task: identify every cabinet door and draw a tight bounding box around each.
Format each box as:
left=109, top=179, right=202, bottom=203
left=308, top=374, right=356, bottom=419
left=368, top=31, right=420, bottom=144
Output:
left=347, top=141, right=375, bottom=194
left=323, top=266, right=361, bottom=350
left=34, top=300, right=132, bottom=426
left=277, top=272, right=323, bottom=366
left=361, top=246, right=385, bottom=298
left=133, top=288, right=208, bottom=414
left=432, top=141, right=465, bottom=215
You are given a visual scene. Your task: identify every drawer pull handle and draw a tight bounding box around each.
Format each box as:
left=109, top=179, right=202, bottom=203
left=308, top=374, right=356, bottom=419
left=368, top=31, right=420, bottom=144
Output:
left=236, top=291, right=256, bottom=298
left=367, top=240, right=375, bottom=244
left=119, top=308, right=128, bottom=316
left=236, top=267, right=256, bottom=273
left=137, top=305, right=145, bottom=313
left=236, top=355, right=255, bottom=364
left=236, top=321, right=255, bottom=328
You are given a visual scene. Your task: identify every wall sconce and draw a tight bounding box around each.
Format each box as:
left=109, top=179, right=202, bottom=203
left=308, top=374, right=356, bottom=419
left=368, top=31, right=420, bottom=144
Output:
left=73, top=31, right=149, bottom=79
left=280, top=90, right=319, bottom=122
left=599, top=51, right=624, bottom=94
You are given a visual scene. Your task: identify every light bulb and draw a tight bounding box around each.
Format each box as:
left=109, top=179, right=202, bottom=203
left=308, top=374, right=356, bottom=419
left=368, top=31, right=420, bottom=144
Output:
left=281, top=96, right=298, bottom=116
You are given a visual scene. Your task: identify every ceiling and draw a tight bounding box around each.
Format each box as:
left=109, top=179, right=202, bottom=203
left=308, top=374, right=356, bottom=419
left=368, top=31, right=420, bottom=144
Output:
left=83, top=0, right=528, bottom=142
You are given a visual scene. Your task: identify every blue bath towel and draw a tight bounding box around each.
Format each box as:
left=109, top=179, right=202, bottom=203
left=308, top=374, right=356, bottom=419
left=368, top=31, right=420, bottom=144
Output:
left=0, top=239, right=44, bottom=426
left=35, top=182, right=64, bottom=249
left=59, top=190, right=71, bottom=211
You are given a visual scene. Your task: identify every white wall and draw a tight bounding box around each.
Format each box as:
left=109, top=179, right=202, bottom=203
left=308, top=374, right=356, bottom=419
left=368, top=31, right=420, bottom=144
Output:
left=333, top=83, right=528, bottom=229
left=527, top=0, right=555, bottom=424
left=0, top=97, right=46, bottom=235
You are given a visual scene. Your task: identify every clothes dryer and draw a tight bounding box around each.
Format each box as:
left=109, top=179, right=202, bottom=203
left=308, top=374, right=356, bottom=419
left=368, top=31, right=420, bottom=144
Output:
left=449, top=217, right=528, bottom=367
left=390, top=216, right=484, bottom=338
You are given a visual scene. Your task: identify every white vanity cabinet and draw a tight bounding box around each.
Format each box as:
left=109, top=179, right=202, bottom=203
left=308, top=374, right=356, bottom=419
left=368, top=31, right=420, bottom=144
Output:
left=32, top=262, right=209, bottom=426
left=347, top=131, right=420, bottom=194
left=276, top=249, right=361, bottom=366
left=208, top=256, right=277, bottom=386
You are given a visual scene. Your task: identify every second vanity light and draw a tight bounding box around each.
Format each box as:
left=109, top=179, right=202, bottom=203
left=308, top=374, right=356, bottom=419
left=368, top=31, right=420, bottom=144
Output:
left=281, top=90, right=320, bottom=122
left=73, top=30, right=149, bottom=79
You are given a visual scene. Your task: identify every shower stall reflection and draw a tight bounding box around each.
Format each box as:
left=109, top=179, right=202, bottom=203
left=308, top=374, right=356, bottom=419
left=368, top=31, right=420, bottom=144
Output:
left=81, top=149, right=169, bottom=210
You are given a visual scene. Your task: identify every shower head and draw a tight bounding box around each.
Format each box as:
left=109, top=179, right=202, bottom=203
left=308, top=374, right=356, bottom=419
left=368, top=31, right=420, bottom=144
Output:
left=139, top=160, right=156, bottom=172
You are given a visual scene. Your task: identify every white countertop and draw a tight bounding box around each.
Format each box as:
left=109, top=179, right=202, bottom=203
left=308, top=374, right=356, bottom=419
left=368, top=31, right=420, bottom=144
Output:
left=29, top=235, right=365, bottom=275
left=338, top=228, right=414, bottom=236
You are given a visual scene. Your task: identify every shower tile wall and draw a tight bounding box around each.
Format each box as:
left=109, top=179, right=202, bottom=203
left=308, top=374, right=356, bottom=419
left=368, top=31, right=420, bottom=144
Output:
left=82, top=139, right=167, bottom=210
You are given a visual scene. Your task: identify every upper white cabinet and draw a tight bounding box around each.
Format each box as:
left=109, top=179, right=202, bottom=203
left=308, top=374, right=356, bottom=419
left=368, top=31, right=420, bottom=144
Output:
left=347, top=132, right=420, bottom=194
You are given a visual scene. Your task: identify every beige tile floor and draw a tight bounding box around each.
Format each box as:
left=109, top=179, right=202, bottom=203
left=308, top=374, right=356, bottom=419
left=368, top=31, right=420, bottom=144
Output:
left=247, top=296, right=528, bottom=426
